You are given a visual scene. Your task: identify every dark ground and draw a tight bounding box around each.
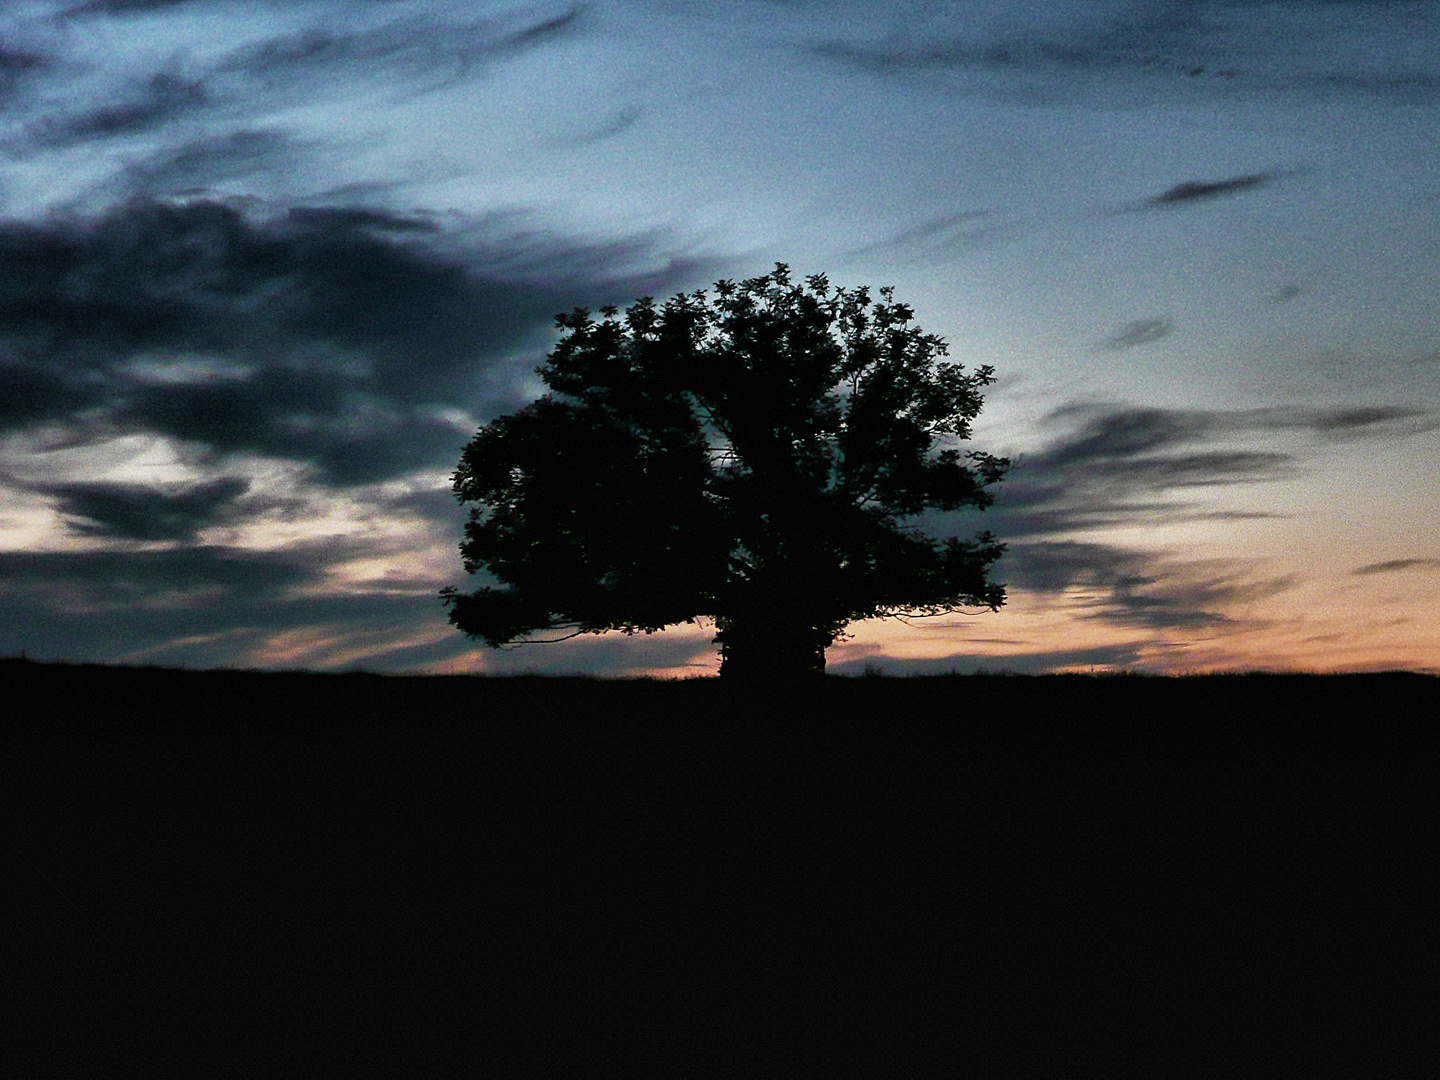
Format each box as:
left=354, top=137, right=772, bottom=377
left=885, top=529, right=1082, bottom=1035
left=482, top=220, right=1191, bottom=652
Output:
left=7, top=659, right=1437, bottom=1076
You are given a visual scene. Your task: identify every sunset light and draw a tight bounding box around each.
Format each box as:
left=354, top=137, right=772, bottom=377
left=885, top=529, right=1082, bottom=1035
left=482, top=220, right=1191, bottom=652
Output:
left=3, top=0, right=1437, bottom=674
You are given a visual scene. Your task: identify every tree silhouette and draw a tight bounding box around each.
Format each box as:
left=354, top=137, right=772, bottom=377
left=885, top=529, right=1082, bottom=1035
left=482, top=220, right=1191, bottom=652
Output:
left=443, top=265, right=1008, bottom=678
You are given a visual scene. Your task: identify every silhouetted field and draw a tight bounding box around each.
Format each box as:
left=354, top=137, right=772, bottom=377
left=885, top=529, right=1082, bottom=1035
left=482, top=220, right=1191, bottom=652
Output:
left=10, top=659, right=1435, bottom=1075
left=8, top=654, right=1436, bottom=725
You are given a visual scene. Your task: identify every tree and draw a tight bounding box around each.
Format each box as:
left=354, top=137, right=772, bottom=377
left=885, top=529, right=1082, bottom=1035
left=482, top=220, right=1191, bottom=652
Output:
left=443, top=265, right=1008, bottom=679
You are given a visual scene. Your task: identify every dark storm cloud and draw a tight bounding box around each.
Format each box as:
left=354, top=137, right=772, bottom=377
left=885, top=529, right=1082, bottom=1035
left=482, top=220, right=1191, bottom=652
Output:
left=0, top=197, right=710, bottom=483
left=1353, top=557, right=1440, bottom=576
left=39, top=477, right=250, bottom=541
left=1146, top=172, right=1274, bottom=206
left=0, top=179, right=711, bottom=671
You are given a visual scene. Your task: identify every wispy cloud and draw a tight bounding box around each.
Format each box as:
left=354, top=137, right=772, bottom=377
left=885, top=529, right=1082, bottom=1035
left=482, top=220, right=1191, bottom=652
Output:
left=0, top=543, right=445, bottom=667
left=6, top=1, right=589, bottom=163
left=841, top=210, right=1012, bottom=264
left=959, top=400, right=1434, bottom=631
left=62, top=0, right=205, bottom=16
left=1002, top=539, right=1298, bottom=632
left=806, top=0, right=1440, bottom=106
left=1102, top=317, right=1172, bottom=351
left=989, top=401, right=1434, bottom=537
left=1145, top=171, right=1274, bottom=207
left=214, top=4, right=585, bottom=95
left=26, top=70, right=208, bottom=148
left=107, top=129, right=307, bottom=199
left=1353, top=557, right=1440, bottom=576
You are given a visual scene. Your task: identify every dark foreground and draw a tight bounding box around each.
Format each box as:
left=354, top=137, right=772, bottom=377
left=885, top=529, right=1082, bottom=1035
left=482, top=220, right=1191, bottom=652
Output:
left=9, top=660, right=1437, bottom=1075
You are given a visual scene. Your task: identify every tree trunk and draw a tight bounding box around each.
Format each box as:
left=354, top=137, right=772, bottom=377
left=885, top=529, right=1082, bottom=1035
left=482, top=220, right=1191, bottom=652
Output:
left=714, top=615, right=830, bottom=680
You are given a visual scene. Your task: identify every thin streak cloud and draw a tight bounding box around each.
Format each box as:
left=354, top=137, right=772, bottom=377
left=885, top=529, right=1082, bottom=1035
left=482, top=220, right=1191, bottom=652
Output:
left=1102, top=317, right=1172, bottom=351
left=803, top=0, right=1440, bottom=106
left=1146, top=172, right=1274, bottom=207
left=1353, top=558, right=1440, bottom=576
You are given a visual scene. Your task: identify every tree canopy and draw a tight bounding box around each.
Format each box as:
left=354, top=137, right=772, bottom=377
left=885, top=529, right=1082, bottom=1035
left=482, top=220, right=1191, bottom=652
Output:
left=443, top=265, right=1008, bottom=678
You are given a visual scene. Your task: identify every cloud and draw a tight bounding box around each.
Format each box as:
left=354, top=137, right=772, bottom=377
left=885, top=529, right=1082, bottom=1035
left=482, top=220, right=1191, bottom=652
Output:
left=806, top=1, right=1440, bottom=106
left=983, top=402, right=1434, bottom=540
left=0, top=42, right=49, bottom=100
left=27, top=71, right=208, bottom=148
left=1102, top=317, right=1172, bottom=350
left=13, top=3, right=588, bottom=158
left=0, top=543, right=446, bottom=668
left=1041, top=401, right=1431, bottom=456
left=841, top=210, right=1012, bottom=264
left=504, top=4, right=585, bottom=48
left=945, top=400, right=1431, bottom=630
left=0, top=544, right=316, bottom=610
left=565, top=104, right=645, bottom=147
left=0, top=541, right=719, bottom=673
left=1283, top=406, right=1428, bottom=435
left=1009, top=405, right=1296, bottom=496
left=218, top=6, right=583, bottom=89
left=828, top=641, right=1148, bottom=676
left=0, top=197, right=711, bottom=484
left=107, top=130, right=308, bottom=199
left=999, top=539, right=1298, bottom=631
left=39, top=477, right=250, bottom=541
left=1297, top=69, right=1440, bottom=106
left=467, top=625, right=720, bottom=676
left=63, top=0, right=203, bottom=15
left=1145, top=172, right=1274, bottom=207
left=0, top=183, right=716, bottom=672
left=1353, top=558, right=1440, bottom=576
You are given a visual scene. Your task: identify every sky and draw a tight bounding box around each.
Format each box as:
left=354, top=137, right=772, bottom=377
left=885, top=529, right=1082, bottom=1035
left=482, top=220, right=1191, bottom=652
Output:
left=1, top=0, right=1437, bottom=676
